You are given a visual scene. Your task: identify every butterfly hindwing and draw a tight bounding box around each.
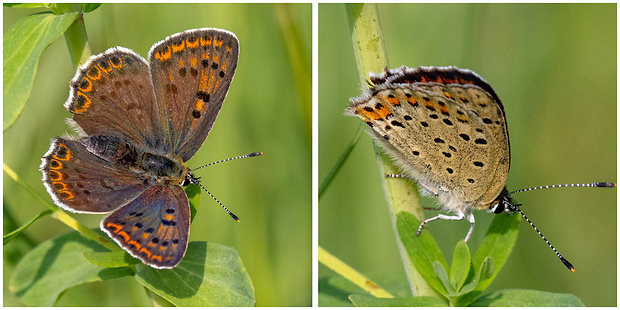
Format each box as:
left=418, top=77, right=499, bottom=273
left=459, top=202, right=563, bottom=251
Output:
left=40, top=137, right=148, bottom=213
left=102, top=185, right=190, bottom=269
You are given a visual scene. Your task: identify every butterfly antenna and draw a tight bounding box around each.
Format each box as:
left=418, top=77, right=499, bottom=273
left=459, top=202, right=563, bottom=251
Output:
left=512, top=204, right=575, bottom=272
left=189, top=151, right=262, bottom=222
left=509, top=182, right=615, bottom=272
left=191, top=152, right=263, bottom=171
left=510, top=182, right=616, bottom=195
left=195, top=181, right=240, bottom=222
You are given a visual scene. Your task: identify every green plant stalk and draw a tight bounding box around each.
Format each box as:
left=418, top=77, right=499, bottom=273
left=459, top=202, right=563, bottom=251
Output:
left=318, top=126, right=362, bottom=198
left=3, top=162, right=118, bottom=252
left=3, top=209, right=52, bottom=245
left=63, top=11, right=91, bottom=68
left=319, top=246, right=394, bottom=298
left=345, top=3, right=434, bottom=298
left=52, top=209, right=118, bottom=251
left=3, top=162, right=54, bottom=210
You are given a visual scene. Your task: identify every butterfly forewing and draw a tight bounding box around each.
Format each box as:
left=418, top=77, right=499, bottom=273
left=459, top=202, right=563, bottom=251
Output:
left=66, top=48, right=167, bottom=151
left=148, top=28, right=240, bottom=161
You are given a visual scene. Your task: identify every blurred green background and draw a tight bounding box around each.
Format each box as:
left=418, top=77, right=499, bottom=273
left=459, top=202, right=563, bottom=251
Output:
left=320, top=3, right=616, bottom=307
left=4, top=3, right=310, bottom=306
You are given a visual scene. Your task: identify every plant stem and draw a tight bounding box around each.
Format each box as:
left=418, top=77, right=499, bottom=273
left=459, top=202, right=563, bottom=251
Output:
left=319, top=246, right=394, bottom=298
left=3, top=162, right=118, bottom=251
left=345, top=3, right=435, bottom=298
left=3, top=162, right=54, bottom=210
left=318, top=126, right=362, bottom=198
left=53, top=210, right=118, bottom=251
left=63, top=11, right=91, bottom=68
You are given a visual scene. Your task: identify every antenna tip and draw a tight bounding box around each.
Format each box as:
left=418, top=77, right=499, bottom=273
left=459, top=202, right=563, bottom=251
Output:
left=249, top=152, right=263, bottom=157
left=230, top=213, right=240, bottom=222
left=595, top=182, right=616, bottom=188
left=560, top=257, right=575, bottom=272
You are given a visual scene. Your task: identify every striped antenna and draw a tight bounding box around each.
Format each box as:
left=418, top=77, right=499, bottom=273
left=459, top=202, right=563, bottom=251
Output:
left=510, top=182, right=616, bottom=195
left=507, top=182, right=616, bottom=272
left=193, top=179, right=240, bottom=222
left=191, top=152, right=263, bottom=171
left=509, top=204, right=575, bottom=271
left=187, top=151, right=263, bottom=221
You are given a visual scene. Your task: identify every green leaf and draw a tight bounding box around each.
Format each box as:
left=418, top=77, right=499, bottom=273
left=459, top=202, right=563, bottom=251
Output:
left=455, top=212, right=520, bottom=306
left=3, top=11, right=79, bottom=131
left=47, top=3, right=101, bottom=14
left=433, top=260, right=456, bottom=296
left=472, top=213, right=519, bottom=285
left=9, top=231, right=134, bottom=306
left=48, top=3, right=83, bottom=14
left=136, top=242, right=255, bottom=307
left=185, top=184, right=201, bottom=222
left=470, top=289, right=585, bottom=307
left=396, top=211, right=449, bottom=297
left=3, top=209, right=52, bottom=245
left=456, top=274, right=479, bottom=296
left=478, top=256, right=495, bottom=281
left=449, top=240, right=470, bottom=292
left=349, top=294, right=448, bottom=307
left=319, top=276, right=359, bottom=306
left=319, top=273, right=412, bottom=306
left=81, top=3, right=101, bottom=13
left=450, top=257, right=489, bottom=298
left=82, top=250, right=140, bottom=268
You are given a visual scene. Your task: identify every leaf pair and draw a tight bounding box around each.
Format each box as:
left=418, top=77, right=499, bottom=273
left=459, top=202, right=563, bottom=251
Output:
left=6, top=182, right=255, bottom=306
left=347, top=211, right=584, bottom=307
left=9, top=231, right=254, bottom=307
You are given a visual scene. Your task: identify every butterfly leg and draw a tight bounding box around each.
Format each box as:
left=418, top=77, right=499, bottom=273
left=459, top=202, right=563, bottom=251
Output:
left=385, top=173, right=415, bottom=181
left=417, top=211, right=465, bottom=237
left=417, top=210, right=476, bottom=242
left=385, top=174, right=439, bottom=197
left=464, top=211, right=475, bottom=242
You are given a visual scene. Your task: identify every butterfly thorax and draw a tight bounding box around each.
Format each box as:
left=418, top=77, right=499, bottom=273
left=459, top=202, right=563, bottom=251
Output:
left=80, top=134, right=189, bottom=186
left=137, top=152, right=189, bottom=186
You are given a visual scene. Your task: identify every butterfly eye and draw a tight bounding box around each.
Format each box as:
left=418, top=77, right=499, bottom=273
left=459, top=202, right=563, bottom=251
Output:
left=489, top=201, right=504, bottom=214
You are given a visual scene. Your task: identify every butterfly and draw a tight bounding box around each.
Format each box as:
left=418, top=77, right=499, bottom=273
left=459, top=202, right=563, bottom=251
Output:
left=41, top=28, right=245, bottom=269
left=347, top=66, right=615, bottom=271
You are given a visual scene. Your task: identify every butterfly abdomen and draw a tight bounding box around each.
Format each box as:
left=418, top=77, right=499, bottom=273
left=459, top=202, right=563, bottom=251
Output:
left=80, top=135, right=139, bottom=167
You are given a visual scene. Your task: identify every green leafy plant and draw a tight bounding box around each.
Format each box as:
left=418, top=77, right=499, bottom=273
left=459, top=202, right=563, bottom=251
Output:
left=3, top=4, right=254, bottom=306
left=5, top=168, right=255, bottom=306
left=318, top=3, right=585, bottom=307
